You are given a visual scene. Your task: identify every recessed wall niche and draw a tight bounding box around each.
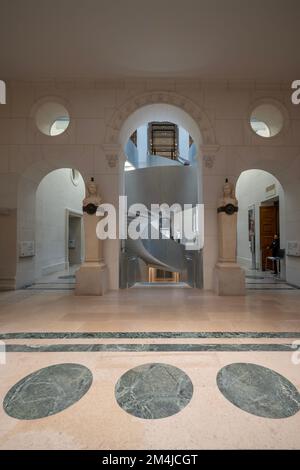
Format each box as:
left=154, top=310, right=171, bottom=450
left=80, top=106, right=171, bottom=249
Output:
left=34, top=101, right=70, bottom=136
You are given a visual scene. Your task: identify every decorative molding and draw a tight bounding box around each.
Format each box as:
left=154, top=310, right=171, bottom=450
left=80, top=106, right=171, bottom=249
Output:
left=8, top=78, right=292, bottom=92
left=102, top=144, right=121, bottom=168
left=106, top=154, right=118, bottom=168
left=203, top=155, right=215, bottom=168
left=105, top=91, right=217, bottom=146
left=200, top=144, right=220, bottom=168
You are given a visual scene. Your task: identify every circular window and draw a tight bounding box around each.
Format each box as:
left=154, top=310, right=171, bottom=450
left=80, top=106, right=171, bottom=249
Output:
left=70, top=169, right=80, bottom=186
left=35, top=101, right=70, bottom=136
left=250, top=103, right=284, bottom=138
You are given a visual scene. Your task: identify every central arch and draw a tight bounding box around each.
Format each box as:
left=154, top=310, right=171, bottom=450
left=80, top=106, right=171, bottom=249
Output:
left=105, top=90, right=216, bottom=147
left=107, top=91, right=213, bottom=289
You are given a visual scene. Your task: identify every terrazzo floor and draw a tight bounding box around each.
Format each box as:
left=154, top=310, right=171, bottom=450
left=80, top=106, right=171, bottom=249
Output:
left=1, top=281, right=300, bottom=449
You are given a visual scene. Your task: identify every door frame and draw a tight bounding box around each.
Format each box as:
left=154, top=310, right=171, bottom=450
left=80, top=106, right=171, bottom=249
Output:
left=65, top=209, right=83, bottom=267
left=259, top=200, right=279, bottom=271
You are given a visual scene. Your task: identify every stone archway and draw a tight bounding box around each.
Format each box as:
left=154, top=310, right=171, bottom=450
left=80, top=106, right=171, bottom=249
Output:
left=103, top=91, right=219, bottom=290
left=236, top=169, right=286, bottom=275
left=103, top=91, right=219, bottom=166
left=16, top=161, right=86, bottom=288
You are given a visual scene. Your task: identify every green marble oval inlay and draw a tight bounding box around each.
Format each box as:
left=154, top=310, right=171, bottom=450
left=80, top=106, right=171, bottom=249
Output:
left=115, top=363, right=193, bottom=419
left=217, top=362, right=300, bottom=419
left=3, top=363, right=93, bottom=420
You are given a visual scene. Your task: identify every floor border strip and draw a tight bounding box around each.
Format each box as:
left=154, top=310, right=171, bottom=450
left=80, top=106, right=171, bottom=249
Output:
left=1, top=331, right=300, bottom=339
left=4, top=343, right=299, bottom=352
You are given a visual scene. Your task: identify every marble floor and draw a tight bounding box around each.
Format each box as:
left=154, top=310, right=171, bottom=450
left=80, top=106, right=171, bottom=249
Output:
left=244, top=269, right=297, bottom=291
left=0, top=284, right=300, bottom=449
left=23, top=267, right=298, bottom=293
left=23, top=266, right=78, bottom=291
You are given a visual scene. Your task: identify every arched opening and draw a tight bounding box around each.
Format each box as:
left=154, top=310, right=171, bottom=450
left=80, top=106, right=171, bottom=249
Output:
left=17, top=167, right=85, bottom=289
left=236, top=169, right=286, bottom=288
left=118, top=103, right=203, bottom=289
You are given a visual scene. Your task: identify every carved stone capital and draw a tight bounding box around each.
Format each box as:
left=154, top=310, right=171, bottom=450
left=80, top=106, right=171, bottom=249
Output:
left=102, top=144, right=121, bottom=168
left=106, top=154, right=118, bottom=168
left=200, top=144, right=220, bottom=168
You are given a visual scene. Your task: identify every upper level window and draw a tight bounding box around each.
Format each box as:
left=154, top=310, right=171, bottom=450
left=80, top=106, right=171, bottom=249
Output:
left=129, top=130, right=137, bottom=146
left=124, top=161, right=135, bottom=172
left=50, top=117, right=70, bottom=136
left=148, top=122, right=178, bottom=159
left=250, top=118, right=271, bottom=138
left=35, top=101, right=70, bottom=136
left=250, top=102, right=284, bottom=138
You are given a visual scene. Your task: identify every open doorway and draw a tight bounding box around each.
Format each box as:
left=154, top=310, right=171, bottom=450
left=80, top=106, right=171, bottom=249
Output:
left=148, top=267, right=180, bottom=283
left=67, top=212, right=83, bottom=267
left=260, top=199, right=280, bottom=272
left=29, top=168, right=85, bottom=288
left=236, top=169, right=286, bottom=283
left=119, top=104, right=203, bottom=289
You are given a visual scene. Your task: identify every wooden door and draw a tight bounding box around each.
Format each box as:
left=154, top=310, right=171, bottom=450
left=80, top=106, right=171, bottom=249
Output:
left=260, top=206, right=278, bottom=270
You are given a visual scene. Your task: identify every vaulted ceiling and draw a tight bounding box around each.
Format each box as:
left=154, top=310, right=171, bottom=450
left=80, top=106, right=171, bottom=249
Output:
left=0, top=0, right=299, bottom=80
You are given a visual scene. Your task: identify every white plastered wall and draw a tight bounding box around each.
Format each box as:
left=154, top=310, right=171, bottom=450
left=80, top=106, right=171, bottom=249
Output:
left=35, top=169, right=85, bottom=279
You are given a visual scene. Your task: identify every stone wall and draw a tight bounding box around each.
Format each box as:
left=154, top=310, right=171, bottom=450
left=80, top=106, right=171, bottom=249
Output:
left=0, top=79, right=299, bottom=289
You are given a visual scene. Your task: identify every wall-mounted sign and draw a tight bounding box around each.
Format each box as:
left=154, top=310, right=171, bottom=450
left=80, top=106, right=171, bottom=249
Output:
left=287, top=241, right=300, bottom=257
left=265, top=183, right=276, bottom=199
left=19, top=241, right=35, bottom=258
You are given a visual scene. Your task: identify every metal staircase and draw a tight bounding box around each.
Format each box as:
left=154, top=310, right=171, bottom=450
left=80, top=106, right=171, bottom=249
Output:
left=120, top=151, right=203, bottom=288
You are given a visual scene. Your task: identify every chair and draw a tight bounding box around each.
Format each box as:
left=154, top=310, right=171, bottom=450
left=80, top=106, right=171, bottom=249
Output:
left=265, top=248, right=285, bottom=274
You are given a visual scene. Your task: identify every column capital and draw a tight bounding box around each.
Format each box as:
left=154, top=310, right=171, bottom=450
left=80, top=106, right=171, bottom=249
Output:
left=102, top=144, right=122, bottom=168
left=200, top=144, right=220, bottom=168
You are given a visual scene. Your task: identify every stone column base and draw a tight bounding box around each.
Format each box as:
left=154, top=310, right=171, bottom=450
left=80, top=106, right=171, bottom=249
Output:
left=75, top=262, right=108, bottom=296
left=214, top=262, right=245, bottom=296
left=0, top=278, right=16, bottom=291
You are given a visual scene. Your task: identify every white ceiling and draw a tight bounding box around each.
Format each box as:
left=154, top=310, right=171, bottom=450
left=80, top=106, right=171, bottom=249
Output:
left=0, top=0, right=299, bottom=80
